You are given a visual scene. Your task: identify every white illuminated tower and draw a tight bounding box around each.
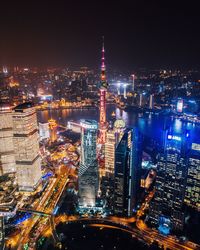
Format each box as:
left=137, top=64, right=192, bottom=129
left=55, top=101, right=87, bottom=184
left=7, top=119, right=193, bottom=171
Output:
left=131, top=74, right=135, bottom=92
left=78, top=120, right=99, bottom=208
left=2, top=66, right=8, bottom=75
left=13, top=103, right=42, bottom=191
left=149, top=94, right=154, bottom=109
left=117, top=81, right=121, bottom=95
left=177, top=98, right=183, bottom=113
left=123, top=83, right=127, bottom=99
left=39, top=122, right=50, bottom=141
left=139, top=93, right=143, bottom=107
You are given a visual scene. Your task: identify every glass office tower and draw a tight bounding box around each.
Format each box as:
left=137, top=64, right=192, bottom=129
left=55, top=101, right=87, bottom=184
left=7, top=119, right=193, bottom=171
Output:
left=114, top=128, right=142, bottom=217
left=184, top=143, right=200, bottom=211
left=149, top=129, right=190, bottom=231
left=78, top=120, right=98, bottom=208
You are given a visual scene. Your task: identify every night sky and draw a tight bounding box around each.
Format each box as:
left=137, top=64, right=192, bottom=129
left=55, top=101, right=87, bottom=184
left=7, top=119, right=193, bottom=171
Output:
left=0, top=0, right=200, bottom=70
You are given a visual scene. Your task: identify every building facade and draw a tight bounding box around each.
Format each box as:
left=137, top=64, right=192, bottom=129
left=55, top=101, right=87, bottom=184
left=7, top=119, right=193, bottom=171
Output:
left=114, top=128, right=142, bottom=217
left=105, top=130, right=116, bottom=177
left=48, top=119, right=57, bottom=143
left=0, top=105, right=16, bottom=175
left=184, top=143, right=200, bottom=211
left=149, top=130, right=190, bottom=231
left=78, top=120, right=98, bottom=208
left=149, top=94, right=154, bottom=109
left=13, top=103, right=42, bottom=191
left=39, top=122, right=50, bottom=141
left=0, top=217, right=4, bottom=250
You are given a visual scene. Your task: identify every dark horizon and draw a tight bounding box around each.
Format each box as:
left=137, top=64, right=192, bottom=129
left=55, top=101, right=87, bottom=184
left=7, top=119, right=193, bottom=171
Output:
left=1, top=0, right=200, bottom=70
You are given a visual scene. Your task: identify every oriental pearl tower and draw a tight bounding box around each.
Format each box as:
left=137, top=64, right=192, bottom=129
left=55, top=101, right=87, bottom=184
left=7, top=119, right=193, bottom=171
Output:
left=98, top=37, right=108, bottom=144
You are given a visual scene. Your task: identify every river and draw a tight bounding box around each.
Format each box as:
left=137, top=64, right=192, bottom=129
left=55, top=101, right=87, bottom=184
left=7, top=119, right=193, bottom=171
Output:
left=37, top=104, right=200, bottom=143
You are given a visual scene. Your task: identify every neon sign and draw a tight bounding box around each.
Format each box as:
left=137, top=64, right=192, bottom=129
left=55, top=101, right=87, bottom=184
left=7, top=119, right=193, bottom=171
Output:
left=167, top=134, right=182, bottom=141
left=192, top=143, right=200, bottom=151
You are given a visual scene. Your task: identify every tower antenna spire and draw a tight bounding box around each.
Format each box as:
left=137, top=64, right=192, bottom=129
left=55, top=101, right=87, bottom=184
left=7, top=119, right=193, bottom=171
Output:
left=101, top=36, right=106, bottom=82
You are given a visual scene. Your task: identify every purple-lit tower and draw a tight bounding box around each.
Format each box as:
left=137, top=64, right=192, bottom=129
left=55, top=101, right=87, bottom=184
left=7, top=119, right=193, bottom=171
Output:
left=99, top=38, right=108, bottom=144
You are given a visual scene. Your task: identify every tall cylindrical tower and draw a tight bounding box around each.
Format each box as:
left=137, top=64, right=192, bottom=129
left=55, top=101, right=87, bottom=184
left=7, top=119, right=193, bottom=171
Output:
left=99, top=37, right=108, bottom=144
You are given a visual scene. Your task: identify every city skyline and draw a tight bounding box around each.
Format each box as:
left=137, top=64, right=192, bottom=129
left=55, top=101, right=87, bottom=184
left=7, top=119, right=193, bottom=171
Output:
left=0, top=1, right=200, bottom=69
left=0, top=4, right=200, bottom=249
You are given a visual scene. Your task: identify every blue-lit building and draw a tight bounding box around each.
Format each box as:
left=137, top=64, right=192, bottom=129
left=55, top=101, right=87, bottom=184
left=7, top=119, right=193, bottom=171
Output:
left=78, top=120, right=99, bottom=209
left=149, top=129, right=191, bottom=232
left=113, top=128, right=142, bottom=217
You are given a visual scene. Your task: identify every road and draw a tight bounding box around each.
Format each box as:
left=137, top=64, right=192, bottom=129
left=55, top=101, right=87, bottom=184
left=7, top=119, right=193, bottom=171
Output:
left=135, top=219, right=198, bottom=250
left=35, top=213, right=199, bottom=250
left=18, top=173, right=70, bottom=249
left=6, top=168, right=71, bottom=250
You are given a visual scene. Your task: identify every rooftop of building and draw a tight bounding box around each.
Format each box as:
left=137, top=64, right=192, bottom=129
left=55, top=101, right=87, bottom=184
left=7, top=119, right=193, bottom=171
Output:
left=13, top=102, right=34, bottom=111
left=80, top=119, right=98, bottom=129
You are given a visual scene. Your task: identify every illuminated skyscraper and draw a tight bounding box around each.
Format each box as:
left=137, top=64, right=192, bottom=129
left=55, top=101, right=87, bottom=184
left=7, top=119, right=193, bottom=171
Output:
left=78, top=120, right=98, bottom=208
left=177, top=98, right=184, bottom=113
left=149, top=94, right=154, bottom=109
left=123, top=84, right=127, bottom=99
left=113, top=119, right=126, bottom=143
left=13, top=103, right=42, bottom=191
left=0, top=105, right=16, bottom=175
left=2, top=66, right=8, bottom=75
left=105, top=130, right=116, bottom=177
left=184, top=143, right=200, bottom=211
left=105, top=119, right=126, bottom=177
left=139, top=93, right=143, bottom=107
left=48, top=119, right=57, bottom=142
left=114, top=128, right=142, bottom=217
left=39, top=122, right=50, bottom=141
left=131, top=74, right=135, bottom=92
left=99, top=38, right=108, bottom=144
left=149, top=129, right=190, bottom=231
